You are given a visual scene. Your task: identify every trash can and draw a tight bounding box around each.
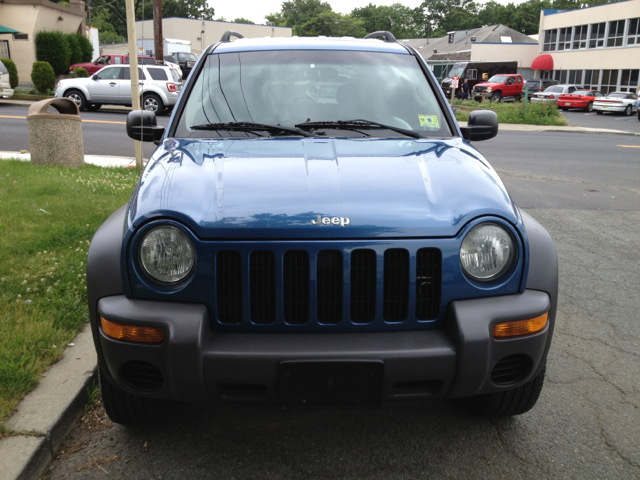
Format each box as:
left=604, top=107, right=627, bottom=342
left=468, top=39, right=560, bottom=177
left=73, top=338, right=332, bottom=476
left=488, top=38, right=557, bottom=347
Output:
left=27, top=97, right=84, bottom=167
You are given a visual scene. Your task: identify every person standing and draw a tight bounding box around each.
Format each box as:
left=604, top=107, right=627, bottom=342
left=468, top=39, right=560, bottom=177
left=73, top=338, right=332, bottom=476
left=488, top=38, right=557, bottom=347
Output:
left=461, top=78, right=470, bottom=101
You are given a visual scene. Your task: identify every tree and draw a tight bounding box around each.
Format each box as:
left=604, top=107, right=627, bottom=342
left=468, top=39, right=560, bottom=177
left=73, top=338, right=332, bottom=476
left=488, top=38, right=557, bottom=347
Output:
left=351, top=4, right=423, bottom=38
left=234, top=18, right=255, bottom=24
left=299, top=10, right=366, bottom=37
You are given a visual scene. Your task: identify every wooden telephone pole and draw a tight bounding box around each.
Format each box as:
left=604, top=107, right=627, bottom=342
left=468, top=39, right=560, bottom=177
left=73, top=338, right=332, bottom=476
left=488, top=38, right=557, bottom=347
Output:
left=153, top=0, right=163, bottom=62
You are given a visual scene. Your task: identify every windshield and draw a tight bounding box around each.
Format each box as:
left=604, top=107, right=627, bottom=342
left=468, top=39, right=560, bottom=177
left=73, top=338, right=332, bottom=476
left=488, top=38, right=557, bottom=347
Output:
left=447, top=64, right=467, bottom=78
left=178, top=53, right=197, bottom=61
left=608, top=93, right=628, bottom=98
left=176, top=50, right=451, bottom=138
left=0, top=61, right=7, bottom=74
left=487, top=75, right=508, bottom=83
left=544, top=86, right=564, bottom=93
left=574, top=90, right=594, bottom=95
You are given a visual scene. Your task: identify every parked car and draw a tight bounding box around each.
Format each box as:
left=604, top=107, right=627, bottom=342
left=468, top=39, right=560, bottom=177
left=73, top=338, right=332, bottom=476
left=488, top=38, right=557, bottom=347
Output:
left=531, top=85, right=582, bottom=105
left=593, top=92, right=639, bottom=116
left=55, top=64, right=181, bottom=113
left=163, top=55, right=182, bottom=80
left=557, top=90, right=603, bottom=112
left=88, top=31, right=558, bottom=426
left=69, top=54, right=157, bottom=76
left=0, top=60, right=13, bottom=99
left=472, top=73, right=524, bottom=102
left=523, top=79, right=558, bottom=100
left=174, top=51, right=198, bottom=77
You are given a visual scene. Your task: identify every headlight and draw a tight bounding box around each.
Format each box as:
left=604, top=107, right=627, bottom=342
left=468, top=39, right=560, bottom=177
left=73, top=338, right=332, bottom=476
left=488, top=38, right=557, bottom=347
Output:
left=486, top=87, right=492, bottom=93
left=139, top=226, right=195, bottom=284
left=460, top=223, right=515, bottom=281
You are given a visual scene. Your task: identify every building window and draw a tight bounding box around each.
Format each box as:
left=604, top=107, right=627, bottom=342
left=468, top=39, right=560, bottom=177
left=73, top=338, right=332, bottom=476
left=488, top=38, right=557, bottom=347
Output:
left=619, top=69, right=639, bottom=92
left=568, top=70, right=582, bottom=85
left=584, top=70, right=600, bottom=91
left=13, top=33, right=28, bottom=41
left=559, top=70, right=567, bottom=84
left=627, top=18, right=640, bottom=45
left=607, top=20, right=625, bottom=47
left=573, top=25, right=588, bottom=49
left=467, top=69, right=477, bottom=80
left=558, top=27, right=571, bottom=50
left=0, top=40, right=9, bottom=59
left=601, top=69, right=619, bottom=95
left=543, top=29, right=558, bottom=52
left=589, top=23, right=606, bottom=48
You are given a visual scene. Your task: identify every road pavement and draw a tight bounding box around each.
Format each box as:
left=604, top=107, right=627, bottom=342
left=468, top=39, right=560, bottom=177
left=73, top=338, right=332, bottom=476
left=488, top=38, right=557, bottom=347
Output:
left=561, top=108, right=640, bottom=134
left=36, top=131, right=640, bottom=479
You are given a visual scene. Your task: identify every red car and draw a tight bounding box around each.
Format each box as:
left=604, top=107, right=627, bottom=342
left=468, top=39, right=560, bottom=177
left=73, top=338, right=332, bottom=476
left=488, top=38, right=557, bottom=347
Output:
left=69, top=54, right=157, bottom=76
left=557, top=90, right=603, bottom=112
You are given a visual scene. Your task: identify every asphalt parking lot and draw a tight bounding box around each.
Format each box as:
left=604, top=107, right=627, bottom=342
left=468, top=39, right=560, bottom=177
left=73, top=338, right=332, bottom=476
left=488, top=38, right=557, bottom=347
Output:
left=561, top=107, right=640, bottom=133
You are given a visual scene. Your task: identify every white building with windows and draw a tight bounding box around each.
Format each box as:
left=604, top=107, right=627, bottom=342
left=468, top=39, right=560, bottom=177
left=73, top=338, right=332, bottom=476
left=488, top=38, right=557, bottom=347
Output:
left=535, top=0, right=640, bottom=94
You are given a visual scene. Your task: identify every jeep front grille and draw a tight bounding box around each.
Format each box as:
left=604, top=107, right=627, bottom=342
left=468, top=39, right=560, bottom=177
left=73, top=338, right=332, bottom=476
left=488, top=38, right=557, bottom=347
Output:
left=214, top=246, right=441, bottom=329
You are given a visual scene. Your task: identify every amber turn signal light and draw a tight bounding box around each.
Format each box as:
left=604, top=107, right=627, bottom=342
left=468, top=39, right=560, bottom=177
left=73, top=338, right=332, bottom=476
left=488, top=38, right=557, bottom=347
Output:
left=493, top=313, right=548, bottom=338
left=101, top=317, right=164, bottom=343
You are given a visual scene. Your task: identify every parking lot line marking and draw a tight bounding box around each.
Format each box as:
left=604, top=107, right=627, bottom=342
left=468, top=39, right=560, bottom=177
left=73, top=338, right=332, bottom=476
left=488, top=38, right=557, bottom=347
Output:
left=618, top=145, right=640, bottom=148
left=0, top=115, right=125, bottom=125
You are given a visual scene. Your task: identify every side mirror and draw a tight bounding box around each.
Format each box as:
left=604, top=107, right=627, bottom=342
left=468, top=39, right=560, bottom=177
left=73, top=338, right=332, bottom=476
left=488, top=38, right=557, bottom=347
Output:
left=91, top=75, right=98, bottom=81
left=460, top=110, right=498, bottom=142
left=126, top=110, right=165, bottom=144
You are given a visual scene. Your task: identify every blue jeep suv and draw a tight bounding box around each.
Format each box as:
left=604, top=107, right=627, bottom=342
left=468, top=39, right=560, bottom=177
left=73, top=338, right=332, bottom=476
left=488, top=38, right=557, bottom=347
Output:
left=88, top=31, right=557, bottom=424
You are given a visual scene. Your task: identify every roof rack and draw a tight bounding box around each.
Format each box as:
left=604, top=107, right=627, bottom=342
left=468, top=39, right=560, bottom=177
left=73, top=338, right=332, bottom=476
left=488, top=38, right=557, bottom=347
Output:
left=220, top=31, right=245, bottom=42
left=364, top=31, right=397, bottom=43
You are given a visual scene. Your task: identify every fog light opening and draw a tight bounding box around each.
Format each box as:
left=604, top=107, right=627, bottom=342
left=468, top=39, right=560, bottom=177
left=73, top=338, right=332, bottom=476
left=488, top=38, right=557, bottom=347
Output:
left=493, top=313, right=548, bottom=338
left=101, top=317, right=164, bottom=343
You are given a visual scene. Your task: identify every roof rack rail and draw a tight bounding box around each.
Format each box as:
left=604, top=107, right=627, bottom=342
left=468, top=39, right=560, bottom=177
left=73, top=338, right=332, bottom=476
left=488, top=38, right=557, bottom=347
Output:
left=364, top=31, right=397, bottom=43
left=220, top=31, right=245, bottom=42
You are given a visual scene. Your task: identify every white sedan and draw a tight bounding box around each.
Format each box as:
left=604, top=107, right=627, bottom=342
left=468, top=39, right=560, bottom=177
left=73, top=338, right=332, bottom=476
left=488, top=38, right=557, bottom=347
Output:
left=593, top=92, right=639, bottom=116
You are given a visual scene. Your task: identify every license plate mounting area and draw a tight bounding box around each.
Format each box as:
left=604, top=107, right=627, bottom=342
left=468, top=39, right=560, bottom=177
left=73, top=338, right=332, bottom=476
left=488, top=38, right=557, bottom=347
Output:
left=278, top=360, right=383, bottom=409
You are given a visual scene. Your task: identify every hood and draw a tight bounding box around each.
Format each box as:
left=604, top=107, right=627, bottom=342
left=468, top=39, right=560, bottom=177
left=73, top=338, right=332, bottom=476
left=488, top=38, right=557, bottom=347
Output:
left=474, top=81, right=503, bottom=88
left=60, top=77, right=90, bottom=87
left=128, top=137, right=518, bottom=239
left=70, top=62, right=97, bottom=70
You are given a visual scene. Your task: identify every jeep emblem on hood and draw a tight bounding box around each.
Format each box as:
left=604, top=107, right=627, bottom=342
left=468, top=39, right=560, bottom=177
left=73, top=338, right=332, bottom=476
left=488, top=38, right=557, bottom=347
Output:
left=311, top=216, right=350, bottom=227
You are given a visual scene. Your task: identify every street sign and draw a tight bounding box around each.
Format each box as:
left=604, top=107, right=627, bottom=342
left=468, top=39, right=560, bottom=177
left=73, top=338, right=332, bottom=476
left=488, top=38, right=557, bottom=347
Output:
left=451, top=76, right=460, bottom=89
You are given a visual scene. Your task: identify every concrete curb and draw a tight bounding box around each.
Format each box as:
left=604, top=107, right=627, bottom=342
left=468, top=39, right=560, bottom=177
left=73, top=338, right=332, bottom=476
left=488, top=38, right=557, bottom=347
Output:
left=0, top=151, right=138, bottom=168
left=0, top=326, right=97, bottom=480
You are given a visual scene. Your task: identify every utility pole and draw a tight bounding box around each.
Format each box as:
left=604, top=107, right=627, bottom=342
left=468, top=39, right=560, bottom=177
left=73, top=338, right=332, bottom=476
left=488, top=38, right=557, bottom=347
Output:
left=125, top=0, right=143, bottom=169
left=153, top=0, right=163, bottom=62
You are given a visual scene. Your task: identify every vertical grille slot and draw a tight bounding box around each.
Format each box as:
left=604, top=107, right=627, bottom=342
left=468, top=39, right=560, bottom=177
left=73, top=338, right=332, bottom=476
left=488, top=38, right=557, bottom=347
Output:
left=250, top=251, right=276, bottom=324
left=283, top=250, right=309, bottom=324
left=415, top=248, right=441, bottom=320
left=216, top=250, right=242, bottom=323
left=317, top=250, right=343, bottom=324
left=350, top=249, right=376, bottom=323
left=383, top=249, right=409, bottom=322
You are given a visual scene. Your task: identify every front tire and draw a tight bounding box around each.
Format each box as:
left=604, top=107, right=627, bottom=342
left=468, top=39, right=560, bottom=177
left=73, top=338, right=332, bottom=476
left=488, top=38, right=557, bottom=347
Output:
left=99, top=366, right=174, bottom=426
left=491, top=92, right=502, bottom=103
left=624, top=105, right=632, bottom=116
left=586, top=101, right=593, bottom=112
left=65, top=89, right=87, bottom=111
left=465, top=365, right=546, bottom=417
left=142, top=93, right=164, bottom=114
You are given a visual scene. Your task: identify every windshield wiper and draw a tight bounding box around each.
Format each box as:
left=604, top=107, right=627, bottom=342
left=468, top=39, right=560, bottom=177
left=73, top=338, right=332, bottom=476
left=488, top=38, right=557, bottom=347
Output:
left=191, top=121, right=313, bottom=137
left=295, top=119, right=422, bottom=139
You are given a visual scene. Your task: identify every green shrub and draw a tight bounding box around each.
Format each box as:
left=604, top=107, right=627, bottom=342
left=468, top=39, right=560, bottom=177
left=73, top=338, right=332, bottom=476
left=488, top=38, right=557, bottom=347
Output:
left=31, top=61, right=56, bottom=94
left=35, top=31, right=71, bottom=75
left=0, top=58, right=18, bottom=89
left=71, top=66, right=88, bottom=78
left=76, top=33, right=94, bottom=62
left=67, top=33, right=83, bottom=65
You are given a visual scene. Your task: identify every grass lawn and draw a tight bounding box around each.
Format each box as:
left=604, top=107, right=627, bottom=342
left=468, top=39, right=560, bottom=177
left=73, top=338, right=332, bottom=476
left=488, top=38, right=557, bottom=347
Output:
left=0, top=160, right=138, bottom=427
left=454, top=100, right=568, bottom=126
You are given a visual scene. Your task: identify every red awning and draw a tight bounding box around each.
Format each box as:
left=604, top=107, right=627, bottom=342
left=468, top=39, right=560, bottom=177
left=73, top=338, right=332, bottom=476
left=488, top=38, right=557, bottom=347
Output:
left=531, top=54, right=554, bottom=70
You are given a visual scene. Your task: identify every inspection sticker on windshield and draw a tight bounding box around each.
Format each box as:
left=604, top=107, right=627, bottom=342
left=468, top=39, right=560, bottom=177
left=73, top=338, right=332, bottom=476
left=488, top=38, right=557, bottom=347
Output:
left=419, top=115, right=439, bottom=128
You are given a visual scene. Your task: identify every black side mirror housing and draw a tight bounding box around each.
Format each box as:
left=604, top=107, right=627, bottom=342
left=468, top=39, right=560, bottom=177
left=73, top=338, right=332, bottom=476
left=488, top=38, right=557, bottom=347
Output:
left=126, top=110, right=165, bottom=144
left=460, top=110, right=498, bottom=142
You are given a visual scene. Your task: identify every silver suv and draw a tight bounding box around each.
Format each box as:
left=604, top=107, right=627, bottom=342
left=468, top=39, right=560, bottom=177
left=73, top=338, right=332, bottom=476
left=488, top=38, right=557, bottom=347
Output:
left=54, top=64, right=181, bottom=114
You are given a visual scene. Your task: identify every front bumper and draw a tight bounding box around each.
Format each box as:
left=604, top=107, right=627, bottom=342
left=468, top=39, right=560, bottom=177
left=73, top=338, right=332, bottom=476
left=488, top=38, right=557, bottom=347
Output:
left=97, top=289, right=552, bottom=404
left=593, top=104, right=626, bottom=112
left=1, top=87, right=13, bottom=98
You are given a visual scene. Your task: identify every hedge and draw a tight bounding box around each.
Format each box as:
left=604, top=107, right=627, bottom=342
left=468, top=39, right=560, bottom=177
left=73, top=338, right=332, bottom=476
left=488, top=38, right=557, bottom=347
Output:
left=0, top=58, right=18, bottom=89
left=31, top=61, right=56, bottom=94
left=35, top=31, right=93, bottom=75
left=71, top=66, right=88, bottom=78
left=35, top=31, right=70, bottom=75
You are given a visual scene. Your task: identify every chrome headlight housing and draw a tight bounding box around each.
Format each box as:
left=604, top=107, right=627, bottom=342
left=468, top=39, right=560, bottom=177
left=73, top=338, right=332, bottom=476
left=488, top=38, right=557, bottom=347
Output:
left=486, top=87, right=492, bottom=93
left=460, top=223, right=515, bottom=281
left=139, top=225, right=195, bottom=284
